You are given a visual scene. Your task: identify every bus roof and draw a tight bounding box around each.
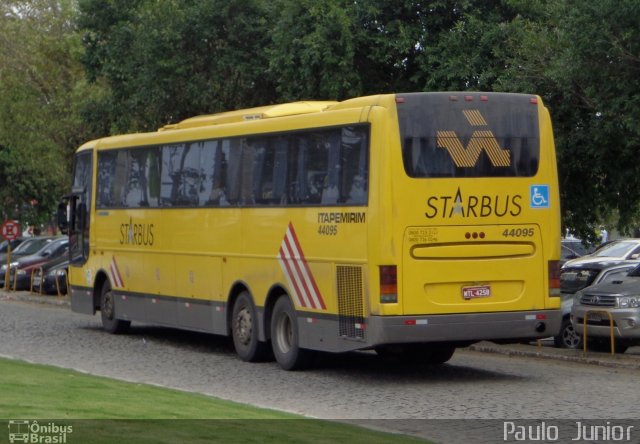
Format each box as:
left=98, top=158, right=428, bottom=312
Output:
left=160, top=101, right=338, bottom=131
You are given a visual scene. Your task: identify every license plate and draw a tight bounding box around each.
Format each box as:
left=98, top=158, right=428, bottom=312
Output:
left=587, top=313, right=603, bottom=322
left=462, top=285, right=491, bottom=300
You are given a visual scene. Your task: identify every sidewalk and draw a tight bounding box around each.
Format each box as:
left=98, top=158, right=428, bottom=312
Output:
left=3, top=288, right=639, bottom=370
left=469, top=341, right=640, bottom=370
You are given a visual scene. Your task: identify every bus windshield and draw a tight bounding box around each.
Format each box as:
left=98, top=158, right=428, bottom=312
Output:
left=397, top=92, right=540, bottom=178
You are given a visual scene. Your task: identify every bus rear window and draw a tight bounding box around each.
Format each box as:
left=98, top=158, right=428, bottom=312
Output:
left=397, top=92, right=540, bottom=178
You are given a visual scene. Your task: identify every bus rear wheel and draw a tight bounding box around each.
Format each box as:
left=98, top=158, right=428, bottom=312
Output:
left=231, top=291, right=270, bottom=362
left=100, top=282, right=130, bottom=334
left=270, top=295, right=313, bottom=370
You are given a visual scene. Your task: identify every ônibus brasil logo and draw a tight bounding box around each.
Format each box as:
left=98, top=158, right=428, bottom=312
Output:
left=7, top=420, right=73, bottom=443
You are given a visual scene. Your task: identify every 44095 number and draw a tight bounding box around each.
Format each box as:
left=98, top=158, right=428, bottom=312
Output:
left=502, top=228, right=534, bottom=237
left=318, top=224, right=338, bottom=236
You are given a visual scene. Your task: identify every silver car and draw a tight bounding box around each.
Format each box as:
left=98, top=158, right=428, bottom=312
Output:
left=571, top=264, right=640, bottom=353
left=555, top=263, right=636, bottom=349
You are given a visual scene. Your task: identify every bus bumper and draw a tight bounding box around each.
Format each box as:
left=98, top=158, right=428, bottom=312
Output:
left=70, top=286, right=96, bottom=315
left=366, top=310, right=563, bottom=346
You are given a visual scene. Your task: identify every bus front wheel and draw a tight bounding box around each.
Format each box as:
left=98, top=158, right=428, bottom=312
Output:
left=270, top=295, right=313, bottom=370
left=100, top=283, right=130, bottom=334
left=231, top=291, right=270, bottom=362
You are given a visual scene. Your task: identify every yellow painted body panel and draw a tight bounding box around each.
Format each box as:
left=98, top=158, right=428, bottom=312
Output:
left=69, top=93, right=560, bottom=335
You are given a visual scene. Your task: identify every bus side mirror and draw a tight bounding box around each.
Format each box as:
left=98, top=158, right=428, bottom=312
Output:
left=57, top=202, right=68, bottom=234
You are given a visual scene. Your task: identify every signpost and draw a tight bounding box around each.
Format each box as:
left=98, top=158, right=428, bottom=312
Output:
left=2, top=220, right=21, bottom=291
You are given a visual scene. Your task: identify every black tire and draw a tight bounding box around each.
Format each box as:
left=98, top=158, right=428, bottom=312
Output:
left=376, top=344, right=456, bottom=365
left=231, top=291, right=270, bottom=362
left=554, top=317, right=582, bottom=349
left=270, top=295, right=314, bottom=370
left=427, top=346, right=456, bottom=364
left=100, top=282, right=130, bottom=334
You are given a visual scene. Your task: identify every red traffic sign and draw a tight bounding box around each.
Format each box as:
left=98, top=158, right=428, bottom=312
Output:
left=1, top=220, right=20, bottom=241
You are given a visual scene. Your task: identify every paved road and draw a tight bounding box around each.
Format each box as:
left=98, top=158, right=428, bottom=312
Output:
left=1, top=296, right=639, bottom=443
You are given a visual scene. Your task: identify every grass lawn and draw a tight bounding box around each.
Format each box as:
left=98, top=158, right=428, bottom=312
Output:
left=0, top=357, right=426, bottom=443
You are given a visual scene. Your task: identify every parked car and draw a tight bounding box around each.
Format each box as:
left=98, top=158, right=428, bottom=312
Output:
left=555, top=263, right=637, bottom=349
left=562, top=238, right=640, bottom=268
left=571, top=263, right=640, bottom=353
left=0, top=237, right=68, bottom=291
left=31, top=256, right=68, bottom=295
left=561, top=238, right=594, bottom=265
left=0, top=237, right=26, bottom=254
left=0, top=236, right=55, bottom=265
left=561, top=260, right=638, bottom=295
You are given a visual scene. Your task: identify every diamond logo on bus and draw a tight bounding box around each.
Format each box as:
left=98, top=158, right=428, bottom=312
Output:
left=436, top=109, right=511, bottom=168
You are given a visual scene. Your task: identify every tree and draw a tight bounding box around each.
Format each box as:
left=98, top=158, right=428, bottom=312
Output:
left=0, top=0, right=92, bottom=227
left=555, top=0, right=640, bottom=238
left=78, top=0, right=276, bottom=133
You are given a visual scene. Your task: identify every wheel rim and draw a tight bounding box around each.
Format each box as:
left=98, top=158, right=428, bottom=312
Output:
left=275, top=312, right=293, bottom=354
left=562, top=323, right=581, bottom=348
left=235, top=307, right=252, bottom=346
left=103, top=292, right=115, bottom=320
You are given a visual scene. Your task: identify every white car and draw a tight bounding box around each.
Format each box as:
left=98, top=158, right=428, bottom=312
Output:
left=562, top=239, right=640, bottom=268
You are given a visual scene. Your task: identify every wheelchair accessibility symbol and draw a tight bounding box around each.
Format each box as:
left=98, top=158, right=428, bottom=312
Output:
left=530, top=185, right=549, bottom=208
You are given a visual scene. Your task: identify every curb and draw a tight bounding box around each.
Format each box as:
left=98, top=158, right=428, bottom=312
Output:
left=0, top=290, right=70, bottom=307
left=469, top=342, right=640, bottom=370
left=3, top=289, right=639, bottom=370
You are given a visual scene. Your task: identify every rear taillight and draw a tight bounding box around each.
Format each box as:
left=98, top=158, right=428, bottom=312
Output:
left=548, top=260, right=561, bottom=296
left=379, top=265, right=397, bottom=303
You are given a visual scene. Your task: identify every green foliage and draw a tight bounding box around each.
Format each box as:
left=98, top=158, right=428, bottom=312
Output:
left=267, top=0, right=361, bottom=100
left=556, top=0, right=640, bottom=237
left=0, top=0, right=89, bottom=226
left=2, top=0, right=640, bottom=238
left=78, top=0, right=276, bottom=132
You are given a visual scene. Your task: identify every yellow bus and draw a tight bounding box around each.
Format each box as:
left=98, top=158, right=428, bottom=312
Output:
left=62, top=92, right=562, bottom=370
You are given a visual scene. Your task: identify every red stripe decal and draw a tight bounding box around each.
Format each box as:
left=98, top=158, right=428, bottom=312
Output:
left=110, top=256, right=124, bottom=288
left=278, top=223, right=325, bottom=310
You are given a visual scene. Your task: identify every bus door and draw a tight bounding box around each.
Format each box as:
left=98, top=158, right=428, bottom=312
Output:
left=67, top=151, right=93, bottom=264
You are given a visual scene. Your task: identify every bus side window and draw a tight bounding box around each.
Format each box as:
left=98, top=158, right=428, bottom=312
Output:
left=200, top=140, right=221, bottom=206
left=160, top=144, right=184, bottom=206
left=252, top=138, right=283, bottom=206
left=125, top=149, right=155, bottom=207
left=225, top=139, right=242, bottom=205
left=321, top=131, right=341, bottom=205
left=146, top=148, right=161, bottom=207
left=113, top=150, right=132, bottom=207
left=97, top=151, right=117, bottom=208
left=342, top=126, right=368, bottom=205
left=174, top=142, right=202, bottom=207
left=304, top=132, right=330, bottom=205
left=239, top=138, right=257, bottom=206
left=271, top=139, right=289, bottom=204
